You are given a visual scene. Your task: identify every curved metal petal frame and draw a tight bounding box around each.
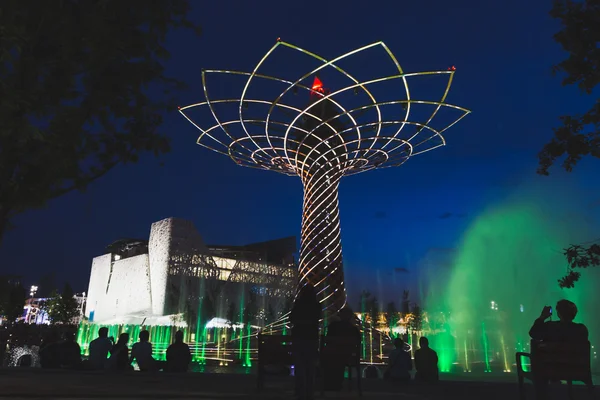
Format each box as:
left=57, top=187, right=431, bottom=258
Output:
left=179, top=40, right=470, bottom=314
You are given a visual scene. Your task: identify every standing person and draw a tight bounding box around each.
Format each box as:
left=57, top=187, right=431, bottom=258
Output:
left=108, top=333, right=131, bottom=371
left=290, top=284, right=322, bottom=400
left=414, top=337, right=438, bottom=382
left=166, top=330, right=191, bottom=372
left=88, top=327, right=113, bottom=370
left=324, top=307, right=361, bottom=390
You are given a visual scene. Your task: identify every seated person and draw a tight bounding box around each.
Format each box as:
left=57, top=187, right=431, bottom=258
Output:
left=386, top=338, right=412, bottom=382
left=39, top=333, right=61, bottom=369
left=529, top=300, right=588, bottom=398
left=59, top=332, right=81, bottom=369
left=108, top=333, right=132, bottom=371
left=529, top=299, right=588, bottom=343
left=130, top=330, right=158, bottom=371
left=414, top=337, right=438, bottom=382
left=88, top=327, right=113, bottom=370
left=324, top=307, right=361, bottom=390
left=166, top=330, right=191, bottom=372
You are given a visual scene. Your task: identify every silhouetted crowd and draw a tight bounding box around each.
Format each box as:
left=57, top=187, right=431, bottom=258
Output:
left=3, top=289, right=592, bottom=400
left=289, top=285, right=593, bottom=400
left=39, top=327, right=191, bottom=372
left=290, top=284, right=439, bottom=400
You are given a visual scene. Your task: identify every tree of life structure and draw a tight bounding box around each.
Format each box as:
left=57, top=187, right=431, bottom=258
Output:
left=179, top=40, right=470, bottom=314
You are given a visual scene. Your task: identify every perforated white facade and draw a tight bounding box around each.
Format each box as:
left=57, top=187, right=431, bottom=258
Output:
left=84, top=217, right=296, bottom=325
left=85, top=218, right=212, bottom=325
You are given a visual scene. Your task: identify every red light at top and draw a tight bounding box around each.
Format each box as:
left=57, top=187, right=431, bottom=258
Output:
left=448, top=66, right=456, bottom=71
left=312, top=76, right=323, bottom=90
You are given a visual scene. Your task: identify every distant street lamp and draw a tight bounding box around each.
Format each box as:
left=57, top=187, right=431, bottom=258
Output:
left=27, top=285, right=39, bottom=324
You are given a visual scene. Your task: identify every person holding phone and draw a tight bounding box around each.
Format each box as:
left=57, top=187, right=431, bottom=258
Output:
left=529, top=299, right=588, bottom=342
left=529, top=300, right=589, bottom=399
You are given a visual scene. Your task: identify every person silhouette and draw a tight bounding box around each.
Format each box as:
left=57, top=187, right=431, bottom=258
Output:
left=108, top=333, right=131, bottom=370
left=529, top=299, right=589, bottom=400
left=88, top=327, right=112, bottom=370
left=385, top=338, right=412, bottom=382
left=290, top=284, right=322, bottom=400
left=324, top=307, right=361, bottom=390
left=39, top=332, right=61, bottom=369
left=59, top=332, right=81, bottom=369
left=529, top=299, right=588, bottom=342
left=414, top=337, right=438, bottom=382
left=166, top=330, right=191, bottom=372
left=130, top=330, right=157, bottom=371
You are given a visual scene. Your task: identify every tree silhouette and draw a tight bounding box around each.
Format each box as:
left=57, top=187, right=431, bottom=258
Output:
left=243, top=290, right=258, bottom=326
left=538, top=0, right=600, bottom=175
left=401, top=290, right=411, bottom=315
left=0, top=276, right=26, bottom=323
left=410, top=304, right=423, bottom=333
left=367, top=296, right=379, bottom=328
left=0, top=1, right=201, bottom=245
left=537, top=1, right=600, bottom=286
left=226, top=301, right=237, bottom=323
left=358, top=290, right=378, bottom=327
left=385, top=301, right=399, bottom=336
left=46, top=283, right=80, bottom=324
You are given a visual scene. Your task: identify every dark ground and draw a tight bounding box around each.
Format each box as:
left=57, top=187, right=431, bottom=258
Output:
left=0, top=369, right=597, bottom=400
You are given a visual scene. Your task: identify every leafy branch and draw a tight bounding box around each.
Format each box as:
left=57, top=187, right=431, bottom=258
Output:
left=558, top=242, right=600, bottom=288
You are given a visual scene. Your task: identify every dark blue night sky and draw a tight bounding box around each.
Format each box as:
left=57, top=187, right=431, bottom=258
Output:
left=1, top=0, right=598, bottom=303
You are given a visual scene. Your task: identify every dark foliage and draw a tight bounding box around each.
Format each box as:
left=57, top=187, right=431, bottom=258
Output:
left=558, top=243, right=600, bottom=288
left=410, top=304, right=423, bottom=332
left=385, top=301, right=399, bottom=333
left=538, top=1, right=600, bottom=287
left=46, top=283, right=80, bottom=324
left=367, top=296, right=379, bottom=327
left=538, top=0, right=600, bottom=175
left=243, top=290, right=258, bottom=325
left=358, top=290, right=378, bottom=327
left=226, top=301, right=237, bottom=323
left=0, top=276, right=26, bottom=323
left=401, top=290, right=411, bottom=315
left=0, top=0, right=201, bottom=244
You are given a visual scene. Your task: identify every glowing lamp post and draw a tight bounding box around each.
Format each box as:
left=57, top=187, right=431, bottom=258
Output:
left=179, top=40, right=470, bottom=313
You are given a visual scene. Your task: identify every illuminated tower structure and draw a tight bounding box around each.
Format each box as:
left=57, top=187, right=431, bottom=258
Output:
left=179, top=40, right=470, bottom=313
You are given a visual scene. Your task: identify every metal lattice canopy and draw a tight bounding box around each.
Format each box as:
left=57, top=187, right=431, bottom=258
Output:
left=179, top=40, right=470, bottom=181
left=180, top=39, right=470, bottom=313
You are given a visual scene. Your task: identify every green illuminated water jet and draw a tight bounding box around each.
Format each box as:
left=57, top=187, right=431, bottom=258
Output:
left=481, top=322, right=491, bottom=372
left=425, top=200, right=598, bottom=373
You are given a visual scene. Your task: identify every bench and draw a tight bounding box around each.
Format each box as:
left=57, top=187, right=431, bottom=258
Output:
left=516, top=340, right=594, bottom=399
left=256, top=333, right=293, bottom=392
left=319, top=335, right=362, bottom=396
